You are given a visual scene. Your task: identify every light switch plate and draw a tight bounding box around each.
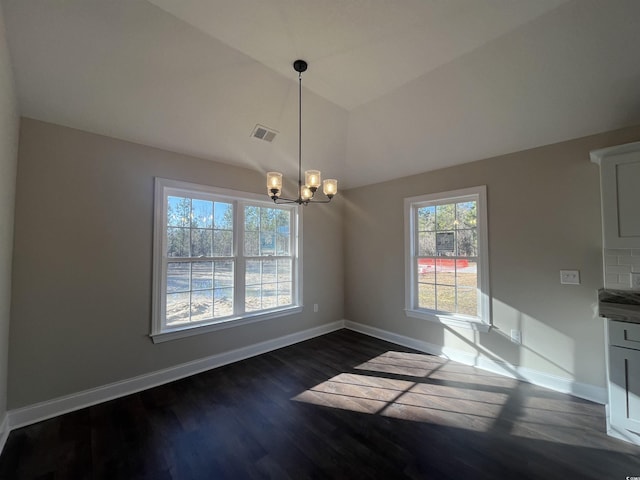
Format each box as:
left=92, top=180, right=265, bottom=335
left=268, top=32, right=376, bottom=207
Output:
left=560, top=270, right=580, bottom=285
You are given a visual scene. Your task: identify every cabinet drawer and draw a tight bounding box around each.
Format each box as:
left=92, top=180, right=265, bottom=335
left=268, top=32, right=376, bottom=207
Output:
left=610, top=320, right=640, bottom=350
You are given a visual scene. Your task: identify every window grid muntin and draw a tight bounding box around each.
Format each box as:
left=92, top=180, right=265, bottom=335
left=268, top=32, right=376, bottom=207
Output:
left=413, top=197, right=480, bottom=318
left=243, top=201, right=294, bottom=312
left=244, top=256, right=293, bottom=312
left=160, top=185, right=297, bottom=332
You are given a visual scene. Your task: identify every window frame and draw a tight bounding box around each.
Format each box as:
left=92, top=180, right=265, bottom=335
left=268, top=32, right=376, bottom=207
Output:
left=151, top=178, right=302, bottom=343
left=404, top=185, right=491, bottom=332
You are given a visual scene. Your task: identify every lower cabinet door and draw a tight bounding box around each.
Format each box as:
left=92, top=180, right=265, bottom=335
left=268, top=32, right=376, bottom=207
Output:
left=610, top=345, right=640, bottom=433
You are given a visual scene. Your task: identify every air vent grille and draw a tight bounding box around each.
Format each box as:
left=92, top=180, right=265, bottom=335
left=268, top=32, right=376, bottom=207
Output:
left=251, top=124, right=278, bottom=142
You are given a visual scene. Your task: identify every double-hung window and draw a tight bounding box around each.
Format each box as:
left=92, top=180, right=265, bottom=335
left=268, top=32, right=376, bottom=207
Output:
left=152, top=178, right=301, bottom=342
left=404, top=186, right=490, bottom=331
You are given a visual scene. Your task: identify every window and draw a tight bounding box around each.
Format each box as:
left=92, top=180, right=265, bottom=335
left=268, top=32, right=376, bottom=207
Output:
left=404, top=186, right=490, bottom=331
left=152, top=178, right=301, bottom=342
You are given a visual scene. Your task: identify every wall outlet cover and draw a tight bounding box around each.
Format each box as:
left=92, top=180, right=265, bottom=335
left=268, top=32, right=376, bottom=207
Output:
left=560, top=270, right=580, bottom=285
left=632, top=273, right=640, bottom=289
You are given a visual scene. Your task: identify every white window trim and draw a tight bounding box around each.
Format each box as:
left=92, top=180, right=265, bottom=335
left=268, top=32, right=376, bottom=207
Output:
left=151, top=177, right=303, bottom=343
left=404, top=185, right=491, bottom=332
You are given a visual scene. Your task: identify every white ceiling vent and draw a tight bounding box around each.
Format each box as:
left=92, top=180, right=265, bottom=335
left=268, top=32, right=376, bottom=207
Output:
left=251, top=124, right=278, bottom=142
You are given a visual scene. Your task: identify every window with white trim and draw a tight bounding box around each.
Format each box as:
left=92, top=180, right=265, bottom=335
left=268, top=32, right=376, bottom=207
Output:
left=404, top=186, right=490, bottom=331
left=152, top=178, right=301, bottom=342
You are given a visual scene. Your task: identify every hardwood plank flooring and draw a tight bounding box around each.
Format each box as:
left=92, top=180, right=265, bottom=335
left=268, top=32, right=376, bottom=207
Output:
left=1, top=329, right=639, bottom=479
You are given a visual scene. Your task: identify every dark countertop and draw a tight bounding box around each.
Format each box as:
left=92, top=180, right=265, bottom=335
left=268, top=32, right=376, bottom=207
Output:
left=598, top=288, right=640, bottom=324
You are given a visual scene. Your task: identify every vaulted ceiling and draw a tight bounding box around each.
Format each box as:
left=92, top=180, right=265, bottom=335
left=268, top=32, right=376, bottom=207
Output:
left=3, top=0, right=640, bottom=188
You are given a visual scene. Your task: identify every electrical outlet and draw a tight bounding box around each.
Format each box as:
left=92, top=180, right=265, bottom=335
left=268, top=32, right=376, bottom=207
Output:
left=632, top=273, right=640, bottom=289
left=510, top=329, right=522, bottom=345
left=313, top=303, right=319, bottom=313
left=560, top=270, right=580, bottom=285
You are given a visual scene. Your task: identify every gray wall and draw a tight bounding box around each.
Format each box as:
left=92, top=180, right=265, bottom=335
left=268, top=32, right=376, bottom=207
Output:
left=8, top=118, right=344, bottom=409
left=344, top=125, right=640, bottom=390
left=0, top=3, right=18, bottom=425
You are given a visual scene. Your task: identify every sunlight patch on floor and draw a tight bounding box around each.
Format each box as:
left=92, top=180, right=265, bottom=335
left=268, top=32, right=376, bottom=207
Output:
left=291, top=351, right=615, bottom=449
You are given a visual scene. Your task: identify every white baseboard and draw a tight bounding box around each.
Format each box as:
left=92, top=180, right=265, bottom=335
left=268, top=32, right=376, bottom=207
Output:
left=7, top=320, right=345, bottom=431
left=2, top=317, right=609, bottom=459
left=344, top=320, right=607, bottom=405
left=0, top=413, right=8, bottom=454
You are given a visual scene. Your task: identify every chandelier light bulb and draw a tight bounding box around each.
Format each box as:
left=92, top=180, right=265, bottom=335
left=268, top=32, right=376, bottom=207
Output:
left=323, top=179, right=338, bottom=197
left=267, top=172, right=282, bottom=198
left=305, top=170, right=321, bottom=190
left=301, top=185, right=313, bottom=201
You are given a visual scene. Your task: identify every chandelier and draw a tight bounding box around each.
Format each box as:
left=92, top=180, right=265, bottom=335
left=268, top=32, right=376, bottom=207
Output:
left=267, top=60, right=338, bottom=205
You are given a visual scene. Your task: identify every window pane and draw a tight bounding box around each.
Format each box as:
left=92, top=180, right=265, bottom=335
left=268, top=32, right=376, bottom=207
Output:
left=245, top=206, right=259, bottom=231
left=166, top=292, right=190, bottom=325
left=418, top=231, right=436, bottom=256
left=418, top=206, right=435, bottom=231
left=456, top=229, right=477, bottom=257
left=436, top=204, right=455, bottom=230
left=167, top=227, right=190, bottom=257
left=261, top=207, right=277, bottom=232
left=276, top=209, right=290, bottom=230
left=191, top=199, right=213, bottom=228
left=215, top=202, right=233, bottom=230
left=245, top=260, right=260, bottom=286
left=418, top=283, right=435, bottom=310
left=167, top=196, right=191, bottom=227
left=213, top=230, right=233, bottom=256
left=278, top=282, right=292, bottom=306
left=191, top=229, right=212, bottom=257
left=260, top=232, right=276, bottom=256
left=262, top=260, right=277, bottom=284
left=456, top=201, right=476, bottom=229
left=262, top=283, right=277, bottom=309
left=246, top=285, right=261, bottom=312
left=435, top=259, right=456, bottom=286
left=276, top=233, right=290, bottom=255
left=457, top=287, right=477, bottom=317
left=167, top=262, right=190, bottom=293
left=214, top=260, right=234, bottom=288
left=214, top=288, right=233, bottom=317
left=277, top=259, right=291, bottom=282
left=192, top=262, right=213, bottom=290
left=435, top=231, right=455, bottom=255
left=417, top=258, right=435, bottom=283
left=456, top=260, right=477, bottom=288
left=276, top=211, right=290, bottom=256
left=436, top=285, right=455, bottom=313
left=244, top=231, right=259, bottom=256
left=191, top=290, right=213, bottom=322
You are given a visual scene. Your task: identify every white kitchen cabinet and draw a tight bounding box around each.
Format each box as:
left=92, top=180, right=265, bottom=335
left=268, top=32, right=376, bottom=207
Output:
left=607, top=320, right=640, bottom=444
left=591, top=142, right=640, bottom=249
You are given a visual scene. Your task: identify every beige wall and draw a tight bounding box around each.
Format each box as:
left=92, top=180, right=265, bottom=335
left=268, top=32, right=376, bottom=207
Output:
left=9, top=114, right=640, bottom=409
left=0, top=3, right=18, bottom=424
left=344, top=125, right=640, bottom=390
left=8, top=118, right=344, bottom=408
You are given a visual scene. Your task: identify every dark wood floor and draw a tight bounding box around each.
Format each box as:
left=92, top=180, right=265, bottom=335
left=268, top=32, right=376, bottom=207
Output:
left=1, top=329, right=639, bottom=479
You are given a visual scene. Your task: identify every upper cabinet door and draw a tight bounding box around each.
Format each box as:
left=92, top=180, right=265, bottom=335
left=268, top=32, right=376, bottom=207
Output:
left=592, top=142, right=640, bottom=249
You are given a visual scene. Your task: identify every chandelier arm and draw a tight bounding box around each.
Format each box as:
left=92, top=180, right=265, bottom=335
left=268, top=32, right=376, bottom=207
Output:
left=305, top=198, right=333, bottom=204
left=272, top=196, right=303, bottom=205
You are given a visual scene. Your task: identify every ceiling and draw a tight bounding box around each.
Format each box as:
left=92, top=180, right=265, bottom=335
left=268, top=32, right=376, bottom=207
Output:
left=3, top=0, right=640, bottom=188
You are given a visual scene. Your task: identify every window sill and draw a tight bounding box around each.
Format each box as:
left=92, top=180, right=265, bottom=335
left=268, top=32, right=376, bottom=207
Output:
left=405, top=309, right=491, bottom=333
left=150, top=306, right=303, bottom=343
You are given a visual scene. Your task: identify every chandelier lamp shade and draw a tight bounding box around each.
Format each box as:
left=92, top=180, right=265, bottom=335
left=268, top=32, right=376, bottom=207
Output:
left=266, top=59, right=338, bottom=205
